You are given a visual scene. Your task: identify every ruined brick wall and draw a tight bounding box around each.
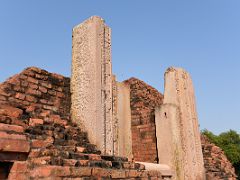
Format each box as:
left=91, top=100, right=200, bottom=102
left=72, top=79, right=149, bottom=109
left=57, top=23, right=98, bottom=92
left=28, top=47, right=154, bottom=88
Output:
left=201, top=135, right=237, bottom=179
left=0, top=67, right=170, bottom=179
left=0, top=66, right=71, bottom=123
left=124, top=78, right=163, bottom=163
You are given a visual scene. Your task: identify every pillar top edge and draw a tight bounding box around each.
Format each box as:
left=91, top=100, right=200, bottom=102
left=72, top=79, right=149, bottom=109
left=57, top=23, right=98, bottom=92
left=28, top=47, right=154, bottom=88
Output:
left=72, top=15, right=106, bottom=31
left=165, top=66, right=190, bottom=76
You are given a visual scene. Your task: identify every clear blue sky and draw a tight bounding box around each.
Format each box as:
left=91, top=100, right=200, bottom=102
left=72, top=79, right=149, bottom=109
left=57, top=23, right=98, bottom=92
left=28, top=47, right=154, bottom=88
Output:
left=0, top=1, right=239, bottom=134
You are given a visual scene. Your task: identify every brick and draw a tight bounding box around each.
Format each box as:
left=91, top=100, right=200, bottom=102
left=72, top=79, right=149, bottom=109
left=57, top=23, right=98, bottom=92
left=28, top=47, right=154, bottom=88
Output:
left=0, top=123, right=24, bottom=133
left=43, top=105, right=58, bottom=112
left=23, top=69, right=35, bottom=77
left=29, top=118, right=44, bottom=126
left=11, top=119, right=28, bottom=128
left=8, top=172, right=30, bottom=180
left=111, top=169, right=126, bottom=178
left=8, top=75, right=20, bottom=85
left=57, top=92, right=65, bottom=98
left=63, top=159, right=77, bottom=166
left=0, top=95, right=6, bottom=101
left=70, top=167, right=92, bottom=177
left=0, top=131, right=26, bottom=140
left=31, top=137, right=53, bottom=148
left=13, top=85, right=25, bottom=92
left=127, top=170, right=138, bottom=177
left=21, top=81, right=29, bottom=87
left=30, top=166, right=58, bottom=178
left=35, top=74, right=48, bottom=80
left=0, top=104, right=23, bottom=118
left=39, top=86, right=48, bottom=93
left=26, top=88, right=41, bottom=96
left=147, top=170, right=161, bottom=177
left=31, top=156, right=51, bottom=165
left=29, top=67, right=43, bottom=74
left=39, top=110, right=51, bottom=117
left=91, top=167, right=111, bottom=177
left=15, top=93, right=25, bottom=100
left=0, top=139, right=30, bottom=152
left=48, top=90, right=56, bottom=95
left=25, top=95, right=37, bottom=102
left=29, top=83, right=38, bottom=90
left=54, top=87, right=63, bottom=92
left=76, top=160, right=89, bottom=166
left=40, top=99, right=53, bottom=105
left=0, top=88, right=11, bottom=97
left=27, top=77, right=38, bottom=84
left=19, top=74, right=28, bottom=80
left=41, top=82, right=52, bottom=89
left=11, top=161, right=28, bottom=173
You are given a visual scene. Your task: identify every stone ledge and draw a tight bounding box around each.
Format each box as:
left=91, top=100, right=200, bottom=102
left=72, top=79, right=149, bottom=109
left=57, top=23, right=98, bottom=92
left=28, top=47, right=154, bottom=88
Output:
left=137, top=162, right=173, bottom=178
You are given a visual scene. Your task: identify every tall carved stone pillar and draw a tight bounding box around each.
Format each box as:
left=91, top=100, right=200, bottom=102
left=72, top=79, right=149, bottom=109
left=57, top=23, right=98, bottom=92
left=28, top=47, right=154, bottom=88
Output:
left=71, top=16, right=113, bottom=155
left=155, top=67, right=205, bottom=180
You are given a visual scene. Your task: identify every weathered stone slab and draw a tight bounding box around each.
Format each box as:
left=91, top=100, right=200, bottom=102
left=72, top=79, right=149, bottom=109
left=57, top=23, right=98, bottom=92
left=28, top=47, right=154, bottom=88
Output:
left=155, top=67, right=205, bottom=180
left=71, top=16, right=113, bottom=155
left=112, top=79, right=132, bottom=159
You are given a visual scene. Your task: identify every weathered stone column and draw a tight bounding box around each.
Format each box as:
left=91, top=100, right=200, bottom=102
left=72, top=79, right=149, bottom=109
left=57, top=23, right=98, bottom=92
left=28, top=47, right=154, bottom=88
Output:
left=155, top=67, right=205, bottom=180
left=71, top=16, right=113, bottom=155
left=112, top=77, right=133, bottom=159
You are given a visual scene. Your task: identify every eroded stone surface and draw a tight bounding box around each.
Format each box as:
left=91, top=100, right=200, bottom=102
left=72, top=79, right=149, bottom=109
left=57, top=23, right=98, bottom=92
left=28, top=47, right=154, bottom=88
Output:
left=155, top=67, right=205, bottom=180
left=71, top=16, right=113, bottom=155
left=112, top=79, right=132, bottom=159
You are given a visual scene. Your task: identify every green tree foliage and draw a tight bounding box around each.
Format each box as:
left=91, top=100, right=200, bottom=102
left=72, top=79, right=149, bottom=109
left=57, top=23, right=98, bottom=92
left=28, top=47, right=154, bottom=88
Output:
left=202, top=129, right=240, bottom=178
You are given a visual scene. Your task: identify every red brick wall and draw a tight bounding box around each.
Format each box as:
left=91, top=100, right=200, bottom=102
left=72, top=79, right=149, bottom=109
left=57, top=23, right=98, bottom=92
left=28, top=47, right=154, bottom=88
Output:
left=0, top=66, right=71, bottom=123
left=0, top=68, right=167, bottom=180
left=124, top=78, right=163, bottom=163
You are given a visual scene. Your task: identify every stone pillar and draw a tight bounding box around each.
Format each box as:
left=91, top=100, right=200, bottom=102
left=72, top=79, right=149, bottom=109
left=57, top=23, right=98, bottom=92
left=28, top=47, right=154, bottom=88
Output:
left=71, top=16, right=113, bottom=155
left=112, top=77, right=133, bottom=159
left=155, top=67, right=205, bottom=180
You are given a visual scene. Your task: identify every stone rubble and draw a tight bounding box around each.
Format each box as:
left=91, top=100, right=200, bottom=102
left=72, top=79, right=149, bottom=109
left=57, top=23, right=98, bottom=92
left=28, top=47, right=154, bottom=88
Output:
left=201, top=135, right=237, bottom=180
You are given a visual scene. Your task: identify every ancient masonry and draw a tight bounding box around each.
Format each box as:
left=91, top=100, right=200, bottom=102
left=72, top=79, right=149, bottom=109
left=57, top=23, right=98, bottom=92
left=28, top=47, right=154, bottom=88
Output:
left=0, top=15, right=237, bottom=179
left=155, top=68, right=205, bottom=179
left=71, top=16, right=113, bottom=155
left=70, top=16, right=205, bottom=179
